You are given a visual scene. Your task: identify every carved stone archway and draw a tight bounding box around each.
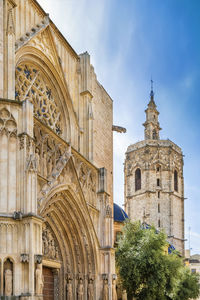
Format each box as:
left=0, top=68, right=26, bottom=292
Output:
left=39, top=189, right=97, bottom=300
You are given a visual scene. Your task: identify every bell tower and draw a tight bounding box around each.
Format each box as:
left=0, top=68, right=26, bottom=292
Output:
left=124, top=83, right=185, bottom=255
left=143, top=80, right=161, bottom=140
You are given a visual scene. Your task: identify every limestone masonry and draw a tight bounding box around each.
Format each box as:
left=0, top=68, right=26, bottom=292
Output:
left=0, top=0, right=116, bottom=299
left=124, top=85, right=185, bottom=255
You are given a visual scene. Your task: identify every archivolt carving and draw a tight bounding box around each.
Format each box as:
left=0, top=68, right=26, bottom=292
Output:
left=15, top=63, right=62, bottom=135
left=43, top=192, right=95, bottom=275
left=35, top=126, right=71, bottom=206
left=28, top=30, right=55, bottom=66
left=34, top=125, right=70, bottom=178
left=74, top=158, right=97, bottom=207
left=0, top=108, right=17, bottom=136
left=42, top=223, right=60, bottom=260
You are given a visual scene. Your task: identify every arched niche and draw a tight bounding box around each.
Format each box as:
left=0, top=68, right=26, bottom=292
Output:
left=39, top=188, right=98, bottom=300
left=3, top=258, right=14, bottom=297
left=0, top=108, right=18, bottom=213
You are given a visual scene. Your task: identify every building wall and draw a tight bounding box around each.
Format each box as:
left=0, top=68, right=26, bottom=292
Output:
left=124, top=138, right=184, bottom=255
left=0, top=0, right=115, bottom=298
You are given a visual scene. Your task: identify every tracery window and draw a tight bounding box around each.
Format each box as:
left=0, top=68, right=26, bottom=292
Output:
left=15, top=64, right=62, bottom=135
left=135, top=168, right=141, bottom=191
left=174, top=170, right=178, bottom=192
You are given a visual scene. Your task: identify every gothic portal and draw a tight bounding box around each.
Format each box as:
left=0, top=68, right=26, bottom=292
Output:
left=124, top=85, right=185, bottom=255
left=0, top=1, right=116, bottom=299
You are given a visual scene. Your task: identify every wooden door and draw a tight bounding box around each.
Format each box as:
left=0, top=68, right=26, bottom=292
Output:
left=43, top=267, right=54, bottom=300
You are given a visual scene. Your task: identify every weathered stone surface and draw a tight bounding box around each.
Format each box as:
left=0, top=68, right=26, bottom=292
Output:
left=0, top=0, right=115, bottom=299
left=124, top=91, right=184, bottom=255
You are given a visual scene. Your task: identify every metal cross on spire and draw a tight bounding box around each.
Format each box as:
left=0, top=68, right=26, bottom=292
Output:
left=150, top=77, right=154, bottom=99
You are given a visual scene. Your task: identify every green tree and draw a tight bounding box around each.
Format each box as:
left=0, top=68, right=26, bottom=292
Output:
left=173, top=267, right=200, bottom=300
left=116, top=221, right=200, bottom=300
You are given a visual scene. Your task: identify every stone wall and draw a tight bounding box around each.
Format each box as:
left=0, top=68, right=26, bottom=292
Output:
left=124, top=140, right=185, bottom=255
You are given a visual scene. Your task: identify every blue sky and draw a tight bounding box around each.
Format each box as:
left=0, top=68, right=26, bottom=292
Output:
left=38, top=0, right=200, bottom=253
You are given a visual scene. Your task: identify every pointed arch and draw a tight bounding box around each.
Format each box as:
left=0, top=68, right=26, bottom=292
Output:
left=38, top=185, right=99, bottom=299
left=174, top=169, right=178, bottom=192
left=135, top=168, right=141, bottom=191
left=15, top=45, right=79, bottom=146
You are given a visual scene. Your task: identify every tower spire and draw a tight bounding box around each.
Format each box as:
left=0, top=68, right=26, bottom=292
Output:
left=143, top=80, right=161, bottom=140
left=150, top=78, right=154, bottom=99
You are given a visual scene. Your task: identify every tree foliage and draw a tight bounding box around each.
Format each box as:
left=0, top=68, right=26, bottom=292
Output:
left=116, top=221, right=200, bottom=300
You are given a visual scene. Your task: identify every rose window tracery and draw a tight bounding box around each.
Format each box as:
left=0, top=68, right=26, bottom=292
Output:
left=15, top=64, right=62, bottom=135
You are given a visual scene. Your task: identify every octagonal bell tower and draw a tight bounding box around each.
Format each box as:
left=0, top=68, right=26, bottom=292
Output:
left=124, top=83, right=185, bottom=255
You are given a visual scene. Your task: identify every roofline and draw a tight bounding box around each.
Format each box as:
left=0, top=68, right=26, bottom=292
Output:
left=33, top=0, right=79, bottom=59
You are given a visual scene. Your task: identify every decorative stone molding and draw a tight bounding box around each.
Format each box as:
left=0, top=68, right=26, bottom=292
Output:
left=42, top=224, right=60, bottom=260
left=16, top=63, right=62, bottom=135
left=35, top=254, right=42, bottom=264
left=102, top=274, right=108, bottom=280
left=13, top=211, right=23, bottom=220
left=0, top=107, right=17, bottom=137
left=7, top=8, right=15, bottom=35
left=112, top=125, right=126, bottom=133
left=65, top=273, right=73, bottom=281
left=105, top=204, right=112, bottom=218
left=20, top=253, right=29, bottom=263
left=15, top=15, right=50, bottom=51
left=26, top=154, right=37, bottom=172
left=112, top=274, right=117, bottom=280
left=74, top=157, right=97, bottom=206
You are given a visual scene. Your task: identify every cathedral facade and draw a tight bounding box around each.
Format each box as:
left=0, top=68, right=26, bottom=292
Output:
left=124, top=87, right=185, bottom=255
left=0, top=0, right=116, bottom=299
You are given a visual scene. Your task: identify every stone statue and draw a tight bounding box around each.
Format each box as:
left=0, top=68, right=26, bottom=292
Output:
left=5, top=269, right=12, bottom=296
left=67, top=278, right=73, bottom=300
left=47, top=155, right=53, bottom=176
left=122, top=290, right=127, bottom=300
left=103, top=279, right=108, bottom=300
left=55, top=246, right=59, bottom=259
left=35, top=264, right=44, bottom=295
left=77, top=278, right=84, bottom=300
left=43, top=152, right=47, bottom=177
left=88, top=278, right=94, bottom=300
left=35, top=148, right=40, bottom=173
left=112, top=279, right=117, bottom=300
left=49, top=239, right=56, bottom=258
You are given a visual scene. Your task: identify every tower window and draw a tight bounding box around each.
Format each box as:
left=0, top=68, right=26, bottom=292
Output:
left=174, top=170, right=178, bottom=192
left=158, top=219, right=161, bottom=228
left=157, top=178, right=160, bottom=187
left=158, top=203, right=160, bottom=213
left=152, top=129, right=157, bottom=140
left=156, top=166, right=160, bottom=172
left=158, top=191, right=160, bottom=198
left=135, top=168, right=141, bottom=191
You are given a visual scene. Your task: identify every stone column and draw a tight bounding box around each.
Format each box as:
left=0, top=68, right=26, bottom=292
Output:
left=79, top=52, right=94, bottom=161
left=0, top=0, right=16, bottom=100
left=19, top=100, right=37, bottom=215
